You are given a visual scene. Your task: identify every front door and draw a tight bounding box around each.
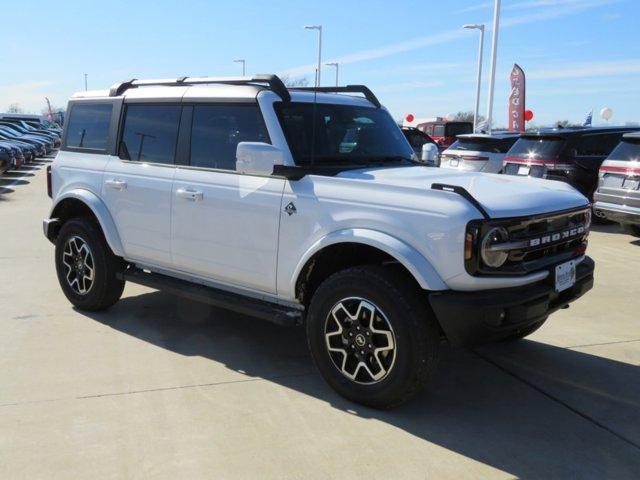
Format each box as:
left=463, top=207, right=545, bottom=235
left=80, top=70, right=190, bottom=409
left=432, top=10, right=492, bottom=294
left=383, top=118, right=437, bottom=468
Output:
left=102, top=103, right=182, bottom=267
left=171, top=104, right=284, bottom=293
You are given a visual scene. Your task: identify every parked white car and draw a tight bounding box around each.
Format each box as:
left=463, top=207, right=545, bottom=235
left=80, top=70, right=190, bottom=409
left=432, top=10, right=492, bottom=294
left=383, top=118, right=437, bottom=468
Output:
left=440, top=132, right=520, bottom=173
left=43, top=75, right=594, bottom=408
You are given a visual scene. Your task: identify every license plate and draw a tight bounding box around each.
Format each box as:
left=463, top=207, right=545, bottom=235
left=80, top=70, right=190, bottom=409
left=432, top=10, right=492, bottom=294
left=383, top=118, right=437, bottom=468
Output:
left=555, top=260, right=576, bottom=293
left=449, top=158, right=459, bottom=167
left=518, top=165, right=531, bottom=175
left=622, top=177, right=640, bottom=190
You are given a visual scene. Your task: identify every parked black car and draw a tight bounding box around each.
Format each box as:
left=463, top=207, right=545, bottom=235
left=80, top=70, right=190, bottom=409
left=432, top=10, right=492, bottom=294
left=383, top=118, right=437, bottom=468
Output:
left=503, top=126, right=640, bottom=199
left=0, top=134, right=40, bottom=160
left=0, top=121, right=60, bottom=148
left=3, top=119, right=62, bottom=141
left=401, top=126, right=439, bottom=156
left=0, top=145, right=15, bottom=173
left=0, top=126, right=52, bottom=155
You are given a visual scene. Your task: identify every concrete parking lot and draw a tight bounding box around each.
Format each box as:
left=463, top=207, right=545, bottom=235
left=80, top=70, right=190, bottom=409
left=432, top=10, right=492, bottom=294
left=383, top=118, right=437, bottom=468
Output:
left=1, top=160, right=639, bottom=479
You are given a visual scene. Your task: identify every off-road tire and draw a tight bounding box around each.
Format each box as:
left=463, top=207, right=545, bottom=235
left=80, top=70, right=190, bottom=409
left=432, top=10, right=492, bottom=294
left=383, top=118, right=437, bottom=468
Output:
left=306, top=265, right=440, bottom=409
left=55, top=217, right=125, bottom=311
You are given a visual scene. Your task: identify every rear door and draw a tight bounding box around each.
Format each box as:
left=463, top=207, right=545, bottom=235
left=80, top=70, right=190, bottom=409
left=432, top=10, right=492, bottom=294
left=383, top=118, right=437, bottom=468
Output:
left=171, top=103, right=284, bottom=293
left=102, top=104, right=181, bottom=267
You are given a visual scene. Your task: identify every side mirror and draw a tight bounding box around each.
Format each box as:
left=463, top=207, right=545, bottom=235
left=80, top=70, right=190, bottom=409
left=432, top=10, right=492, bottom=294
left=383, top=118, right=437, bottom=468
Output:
left=421, top=143, right=440, bottom=166
left=236, top=142, right=284, bottom=176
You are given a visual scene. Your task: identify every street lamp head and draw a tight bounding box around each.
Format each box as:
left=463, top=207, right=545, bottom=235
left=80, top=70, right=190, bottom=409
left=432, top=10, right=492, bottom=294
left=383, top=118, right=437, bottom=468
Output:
left=325, top=62, right=338, bottom=67
left=233, top=59, right=244, bottom=63
left=304, top=25, right=322, bottom=30
left=463, top=23, right=484, bottom=30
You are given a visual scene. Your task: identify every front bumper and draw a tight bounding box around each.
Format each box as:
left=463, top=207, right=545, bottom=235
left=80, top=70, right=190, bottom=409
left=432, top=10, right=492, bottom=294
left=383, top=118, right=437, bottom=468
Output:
left=429, top=256, right=594, bottom=347
left=593, top=201, right=640, bottom=226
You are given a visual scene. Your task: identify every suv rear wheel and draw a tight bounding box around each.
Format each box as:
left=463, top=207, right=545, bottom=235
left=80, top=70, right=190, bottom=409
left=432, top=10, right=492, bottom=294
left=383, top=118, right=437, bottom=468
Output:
left=306, top=265, right=439, bottom=409
left=55, top=218, right=125, bottom=311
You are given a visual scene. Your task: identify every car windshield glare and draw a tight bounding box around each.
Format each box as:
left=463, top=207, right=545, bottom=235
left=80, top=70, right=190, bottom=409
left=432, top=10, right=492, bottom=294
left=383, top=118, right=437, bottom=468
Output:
left=274, top=101, right=414, bottom=166
left=508, top=137, right=565, bottom=160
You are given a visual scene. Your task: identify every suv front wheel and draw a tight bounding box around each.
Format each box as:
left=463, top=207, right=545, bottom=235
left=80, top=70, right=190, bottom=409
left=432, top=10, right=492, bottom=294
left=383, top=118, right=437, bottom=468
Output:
left=55, top=218, right=125, bottom=311
left=306, top=265, right=440, bottom=409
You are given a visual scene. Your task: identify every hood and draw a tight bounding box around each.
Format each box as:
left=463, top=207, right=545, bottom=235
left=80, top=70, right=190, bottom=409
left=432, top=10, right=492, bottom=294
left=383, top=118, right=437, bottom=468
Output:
left=337, top=166, right=589, bottom=218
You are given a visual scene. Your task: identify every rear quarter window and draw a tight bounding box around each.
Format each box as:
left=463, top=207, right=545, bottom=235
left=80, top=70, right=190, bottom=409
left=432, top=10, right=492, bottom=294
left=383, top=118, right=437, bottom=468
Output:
left=65, top=103, right=113, bottom=151
left=607, top=140, right=640, bottom=161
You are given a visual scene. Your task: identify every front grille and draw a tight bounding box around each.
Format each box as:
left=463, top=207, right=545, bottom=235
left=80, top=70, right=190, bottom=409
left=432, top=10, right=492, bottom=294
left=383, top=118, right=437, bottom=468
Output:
left=467, top=207, right=590, bottom=276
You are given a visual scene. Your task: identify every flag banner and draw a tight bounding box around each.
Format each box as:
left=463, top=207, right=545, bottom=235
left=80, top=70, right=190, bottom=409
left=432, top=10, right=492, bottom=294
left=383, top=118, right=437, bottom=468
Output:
left=508, top=64, right=526, bottom=132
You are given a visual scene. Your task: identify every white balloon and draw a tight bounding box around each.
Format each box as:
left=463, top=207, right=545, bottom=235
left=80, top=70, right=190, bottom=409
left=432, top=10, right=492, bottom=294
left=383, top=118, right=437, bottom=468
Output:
left=600, top=107, right=613, bottom=121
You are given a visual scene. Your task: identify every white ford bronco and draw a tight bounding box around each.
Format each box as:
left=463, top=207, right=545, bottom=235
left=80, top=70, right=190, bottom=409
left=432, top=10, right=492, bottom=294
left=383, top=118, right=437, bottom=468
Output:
left=44, top=75, right=594, bottom=408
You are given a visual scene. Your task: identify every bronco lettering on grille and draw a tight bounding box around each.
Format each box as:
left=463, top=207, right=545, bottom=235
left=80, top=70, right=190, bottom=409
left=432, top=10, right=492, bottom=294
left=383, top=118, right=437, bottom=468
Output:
left=528, top=226, right=585, bottom=247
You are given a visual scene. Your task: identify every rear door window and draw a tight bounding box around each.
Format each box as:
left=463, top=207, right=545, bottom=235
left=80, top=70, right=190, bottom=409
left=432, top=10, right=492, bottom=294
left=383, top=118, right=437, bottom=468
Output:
left=65, top=103, right=113, bottom=151
left=119, top=105, right=181, bottom=164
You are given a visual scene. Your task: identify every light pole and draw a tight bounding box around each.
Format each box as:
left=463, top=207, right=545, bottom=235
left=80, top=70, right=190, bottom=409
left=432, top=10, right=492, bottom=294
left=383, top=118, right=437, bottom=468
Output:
left=463, top=24, right=485, bottom=133
left=233, top=59, right=246, bottom=76
left=485, top=0, right=501, bottom=134
left=84, top=73, right=88, bottom=91
left=304, top=25, right=322, bottom=87
left=325, top=62, right=339, bottom=86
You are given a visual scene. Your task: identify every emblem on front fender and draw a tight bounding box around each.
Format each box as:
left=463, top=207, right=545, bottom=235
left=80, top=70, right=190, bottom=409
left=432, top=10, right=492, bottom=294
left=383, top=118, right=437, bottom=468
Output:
left=284, top=202, right=297, bottom=216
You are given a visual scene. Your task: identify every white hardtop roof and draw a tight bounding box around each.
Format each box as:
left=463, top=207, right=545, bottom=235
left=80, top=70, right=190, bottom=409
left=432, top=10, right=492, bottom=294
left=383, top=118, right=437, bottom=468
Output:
left=71, top=84, right=377, bottom=107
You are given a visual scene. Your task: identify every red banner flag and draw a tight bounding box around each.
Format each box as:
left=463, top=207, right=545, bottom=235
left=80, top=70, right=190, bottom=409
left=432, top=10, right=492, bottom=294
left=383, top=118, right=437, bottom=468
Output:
left=508, top=64, right=526, bottom=132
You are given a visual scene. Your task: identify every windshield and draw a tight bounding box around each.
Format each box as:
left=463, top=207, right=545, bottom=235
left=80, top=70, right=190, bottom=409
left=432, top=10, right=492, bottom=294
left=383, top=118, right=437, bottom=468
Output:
left=608, top=140, right=640, bottom=162
left=275, top=102, right=414, bottom=166
left=507, top=136, right=565, bottom=160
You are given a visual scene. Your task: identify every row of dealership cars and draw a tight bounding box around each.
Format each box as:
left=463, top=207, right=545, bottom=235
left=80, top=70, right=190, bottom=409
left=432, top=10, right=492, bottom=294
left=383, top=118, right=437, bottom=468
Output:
left=0, top=115, right=62, bottom=174
left=402, top=124, right=640, bottom=236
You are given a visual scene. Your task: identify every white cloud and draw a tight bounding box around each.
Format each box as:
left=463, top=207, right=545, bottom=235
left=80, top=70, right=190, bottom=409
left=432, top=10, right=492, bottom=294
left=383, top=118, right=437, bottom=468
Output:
left=527, top=59, right=640, bottom=80
left=372, top=81, right=444, bottom=93
left=280, top=0, right=616, bottom=77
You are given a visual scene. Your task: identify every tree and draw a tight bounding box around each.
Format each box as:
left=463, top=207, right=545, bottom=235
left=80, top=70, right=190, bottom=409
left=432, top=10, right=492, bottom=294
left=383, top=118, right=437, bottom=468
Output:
left=555, top=120, right=580, bottom=128
left=280, top=75, right=310, bottom=87
left=7, top=103, right=23, bottom=113
left=453, top=111, right=485, bottom=123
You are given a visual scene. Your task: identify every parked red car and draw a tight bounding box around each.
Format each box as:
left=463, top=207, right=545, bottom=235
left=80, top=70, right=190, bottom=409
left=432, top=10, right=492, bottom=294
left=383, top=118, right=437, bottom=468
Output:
left=417, top=120, right=473, bottom=148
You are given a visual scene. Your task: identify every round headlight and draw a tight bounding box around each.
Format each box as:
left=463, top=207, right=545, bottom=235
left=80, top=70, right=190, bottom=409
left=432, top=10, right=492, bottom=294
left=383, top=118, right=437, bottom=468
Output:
left=480, top=227, right=510, bottom=268
left=584, top=208, right=592, bottom=230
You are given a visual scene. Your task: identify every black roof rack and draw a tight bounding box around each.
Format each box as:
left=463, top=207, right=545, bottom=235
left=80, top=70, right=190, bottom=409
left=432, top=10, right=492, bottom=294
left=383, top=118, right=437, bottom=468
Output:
left=288, top=85, right=381, bottom=108
left=109, top=74, right=291, bottom=102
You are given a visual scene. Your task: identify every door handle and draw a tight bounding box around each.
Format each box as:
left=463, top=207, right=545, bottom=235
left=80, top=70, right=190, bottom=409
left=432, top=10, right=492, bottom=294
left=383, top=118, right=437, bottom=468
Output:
left=176, top=188, right=203, bottom=201
left=105, top=179, right=127, bottom=190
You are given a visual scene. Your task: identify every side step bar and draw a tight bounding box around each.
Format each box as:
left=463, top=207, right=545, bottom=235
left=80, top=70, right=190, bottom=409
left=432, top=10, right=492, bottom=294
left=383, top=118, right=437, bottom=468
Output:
left=118, top=268, right=304, bottom=327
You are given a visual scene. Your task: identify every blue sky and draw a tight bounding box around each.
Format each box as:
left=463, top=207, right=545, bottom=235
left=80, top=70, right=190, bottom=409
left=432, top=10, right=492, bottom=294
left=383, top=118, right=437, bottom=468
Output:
left=3, top=0, right=638, bottom=127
